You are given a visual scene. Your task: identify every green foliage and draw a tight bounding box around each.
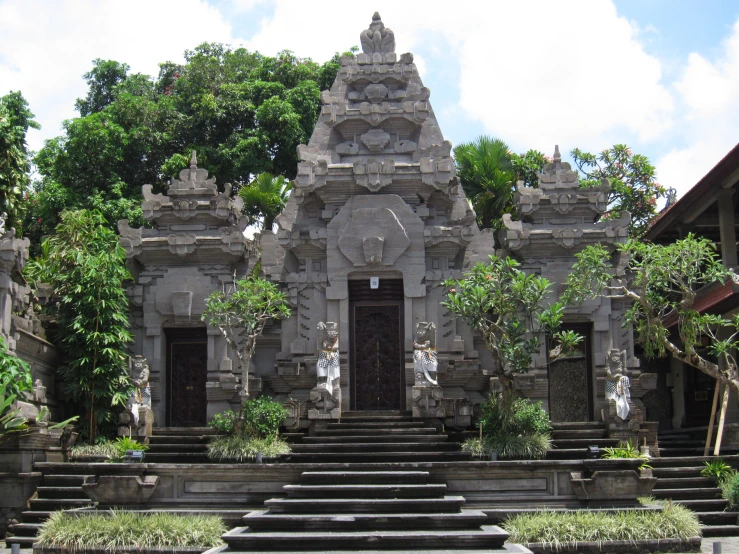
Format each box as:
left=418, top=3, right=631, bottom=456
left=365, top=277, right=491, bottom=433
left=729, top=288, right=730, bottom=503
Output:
left=563, top=235, right=739, bottom=394
left=443, top=255, right=580, bottom=393
left=472, top=392, right=552, bottom=460
left=0, top=336, right=33, bottom=403
left=0, top=379, right=29, bottom=441
left=25, top=209, right=133, bottom=441
left=109, top=436, right=149, bottom=463
left=208, top=409, right=237, bottom=435
left=25, top=46, right=341, bottom=250
left=721, top=471, right=739, bottom=509
left=510, top=149, right=547, bottom=189
left=702, top=458, right=736, bottom=485
left=503, top=505, right=701, bottom=547
left=571, top=144, right=666, bottom=237
left=601, top=440, right=652, bottom=469
left=239, top=172, right=291, bottom=230
left=0, top=91, right=40, bottom=232
left=36, top=510, right=226, bottom=550
left=242, top=396, right=288, bottom=439
left=69, top=440, right=117, bottom=460
left=206, top=435, right=291, bottom=462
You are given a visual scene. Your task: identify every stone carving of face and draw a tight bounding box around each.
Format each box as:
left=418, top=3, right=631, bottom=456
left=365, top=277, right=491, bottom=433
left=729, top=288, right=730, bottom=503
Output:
left=607, top=350, right=623, bottom=375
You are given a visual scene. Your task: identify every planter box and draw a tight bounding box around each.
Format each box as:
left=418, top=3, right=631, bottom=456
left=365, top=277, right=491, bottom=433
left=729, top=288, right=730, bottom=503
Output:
left=525, top=537, right=701, bottom=553
left=34, top=546, right=210, bottom=554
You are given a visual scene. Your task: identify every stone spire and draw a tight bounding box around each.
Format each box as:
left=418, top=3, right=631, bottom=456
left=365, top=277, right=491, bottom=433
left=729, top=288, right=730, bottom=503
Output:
left=360, top=12, right=395, bottom=54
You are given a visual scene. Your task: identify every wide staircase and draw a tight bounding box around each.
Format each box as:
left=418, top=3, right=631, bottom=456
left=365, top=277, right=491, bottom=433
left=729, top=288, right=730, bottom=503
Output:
left=548, top=421, right=619, bottom=459
left=217, top=410, right=527, bottom=553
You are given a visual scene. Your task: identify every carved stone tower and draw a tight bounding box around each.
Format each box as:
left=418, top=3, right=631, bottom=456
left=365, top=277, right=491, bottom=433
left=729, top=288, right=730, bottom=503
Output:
left=259, top=13, right=490, bottom=428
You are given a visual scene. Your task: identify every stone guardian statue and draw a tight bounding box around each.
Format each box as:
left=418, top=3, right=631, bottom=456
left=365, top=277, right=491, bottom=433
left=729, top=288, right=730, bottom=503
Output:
left=605, top=349, right=630, bottom=420
left=119, top=355, right=154, bottom=440
left=413, top=322, right=438, bottom=386
left=316, top=322, right=340, bottom=391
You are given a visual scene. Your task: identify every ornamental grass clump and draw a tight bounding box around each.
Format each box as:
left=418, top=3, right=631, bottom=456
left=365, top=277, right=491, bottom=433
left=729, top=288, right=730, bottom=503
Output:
left=462, top=391, right=551, bottom=460
left=504, top=506, right=700, bottom=548
left=721, top=471, right=739, bottom=510
left=36, top=510, right=226, bottom=551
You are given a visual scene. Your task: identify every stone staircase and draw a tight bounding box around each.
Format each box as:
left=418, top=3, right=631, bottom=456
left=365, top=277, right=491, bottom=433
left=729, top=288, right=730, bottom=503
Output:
left=5, top=467, right=94, bottom=548
left=548, top=421, right=619, bottom=459
left=144, top=426, right=218, bottom=463
left=651, top=454, right=739, bottom=537
left=213, top=411, right=529, bottom=553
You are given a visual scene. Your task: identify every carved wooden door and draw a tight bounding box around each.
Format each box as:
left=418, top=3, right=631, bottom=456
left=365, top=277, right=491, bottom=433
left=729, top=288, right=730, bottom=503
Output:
left=352, top=305, right=403, bottom=410
left=167, top=329, right=208, bottom=427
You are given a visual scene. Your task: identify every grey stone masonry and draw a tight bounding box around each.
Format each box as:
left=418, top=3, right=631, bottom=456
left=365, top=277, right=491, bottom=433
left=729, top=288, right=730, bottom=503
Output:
left=119, top=152, right=259, bottom=424
left=258, top=12, right=494, bottom=428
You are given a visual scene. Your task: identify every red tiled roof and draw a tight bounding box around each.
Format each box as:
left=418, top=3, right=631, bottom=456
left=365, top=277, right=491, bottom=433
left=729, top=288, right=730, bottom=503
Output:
left=664, top=281, right=738, bottom=327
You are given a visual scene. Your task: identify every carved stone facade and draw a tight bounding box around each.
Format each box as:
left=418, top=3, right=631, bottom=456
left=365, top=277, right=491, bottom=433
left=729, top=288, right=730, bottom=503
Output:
left=258, top=13, right=491, bottom=429
left=119, top=152, right=258, bottom=425
left=499, top=148, right=658, bottom=444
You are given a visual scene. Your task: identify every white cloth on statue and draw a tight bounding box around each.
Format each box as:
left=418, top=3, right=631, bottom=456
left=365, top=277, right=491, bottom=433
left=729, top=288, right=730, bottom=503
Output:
left=606, top=375, right=631, bottom=420
left=413, top=348, right=438, bottom=385
left=130, top=403, right=140, bottom=426
left=317, top=350, right=340, bottom=388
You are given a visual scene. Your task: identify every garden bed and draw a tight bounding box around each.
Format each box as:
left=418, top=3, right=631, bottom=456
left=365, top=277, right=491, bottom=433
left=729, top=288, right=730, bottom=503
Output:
left=524, top=537, right=701, bottom=553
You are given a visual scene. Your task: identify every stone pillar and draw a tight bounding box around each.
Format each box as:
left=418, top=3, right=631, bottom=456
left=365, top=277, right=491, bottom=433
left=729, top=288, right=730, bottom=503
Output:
left=718, top=189, right=738, bottom=268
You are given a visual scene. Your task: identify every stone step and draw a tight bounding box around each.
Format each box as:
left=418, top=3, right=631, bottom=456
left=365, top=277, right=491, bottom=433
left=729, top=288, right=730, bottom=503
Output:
left=550, top=429, right=607, bottom=439
left=148, top=434, right=216, bottom=444
left=316, top=426, right=437, bottom=435
left=42, top=474, right=95, bottom=486
left=652, top=487, right=722, bottom=500
left=545, top=448, right=590, bottom=460
left=221, top=525, right=509, bottom=551
left=674, top=498, right=729, bottom=511
left=20, top=510, right=53, bottom=523
left=702, top=524, right=739, bottom=537
left=35, top=486, right=89, bottom=499
left=290, top=442, right=459, bottom=453
left=649, top=456, right=730, bottom=466
left=338, top=415, right=414, bottom=422
left=242, top=509, right=489, bottom=531
left=342, top=410, right=412, bottom=417
left=5, top=535, right=36, bottom=548
left=263, top=496, right=466, bottom=514
left=29, top=498, right=94, bottom=510
left=661, top=447, right=739, bottom=457
left=146, top=443, right=209, bottom=452
left=302, top=434, right=447, bottom=443
left=285, top=452, right=471, bottom=463
left=152, top=426, right=219, bottom=435
left=551, top=438, right=620, bottom=448
left=550, top=422, right=606, bottom=430
left=651, top=466, right=704, bottom=478
left=325, top=421, right=422, bottom=429
left=300, top=471, right=430, bottom=484
left=283, top=483, right=448, bottom=499
left=7, top=522, right=43, bottom=536
left=654, top=476, right=715, bottom=488
left=143, top=452, right=211, bottom=463
left=696, top=511, right=739, bottom=525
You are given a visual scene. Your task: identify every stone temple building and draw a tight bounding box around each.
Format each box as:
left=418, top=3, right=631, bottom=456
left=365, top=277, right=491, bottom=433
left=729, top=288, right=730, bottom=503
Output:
left=118, top=13, right=656, bottom=437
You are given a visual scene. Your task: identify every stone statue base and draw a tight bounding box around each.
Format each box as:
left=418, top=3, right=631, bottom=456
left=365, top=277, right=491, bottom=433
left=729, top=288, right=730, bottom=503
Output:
left=118, top=406, right=154, bottom=443
left=307, top=385, right=341, bottom=420
left=412, top=385, right=443, bottom=418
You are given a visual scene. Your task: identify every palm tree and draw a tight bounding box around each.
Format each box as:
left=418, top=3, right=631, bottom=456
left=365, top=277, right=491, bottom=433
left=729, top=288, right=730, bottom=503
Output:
left=453, top=136, right=515, bottom=231
left=238, top=173, right=292, bottom=231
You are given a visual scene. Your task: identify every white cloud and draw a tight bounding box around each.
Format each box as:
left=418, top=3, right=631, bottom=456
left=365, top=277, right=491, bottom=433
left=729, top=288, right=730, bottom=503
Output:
left=0, top=0, right=239, bottom=152
left=656, top=19, right=739, bottom=195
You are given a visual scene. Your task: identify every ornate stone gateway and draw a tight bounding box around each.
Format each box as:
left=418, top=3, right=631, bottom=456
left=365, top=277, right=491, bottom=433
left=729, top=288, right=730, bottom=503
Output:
left=166, top=329, right=208, bottom=426
left=350, top=280, right=404, bottom=411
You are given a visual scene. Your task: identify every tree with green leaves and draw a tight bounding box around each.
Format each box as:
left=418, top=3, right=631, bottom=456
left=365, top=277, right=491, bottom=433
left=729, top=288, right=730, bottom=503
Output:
left=24, top=45, right=342, bottom=250
left=0, top=91, right=39, bottom=232
left=25, top=210, right=133, bottom=440
left=239, top=172, right=292, bottom=231
left=202, top=276, right=290, bottom=434
left=443, top=255, right=582, bottom=397
left=571, top=144, right=666, bottom=237
left=563, top=235, right=739, bottom=396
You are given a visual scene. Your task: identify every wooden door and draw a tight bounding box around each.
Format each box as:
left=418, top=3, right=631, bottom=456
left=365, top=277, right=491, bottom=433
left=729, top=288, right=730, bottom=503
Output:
left=167, top=328, right=208, bottom=426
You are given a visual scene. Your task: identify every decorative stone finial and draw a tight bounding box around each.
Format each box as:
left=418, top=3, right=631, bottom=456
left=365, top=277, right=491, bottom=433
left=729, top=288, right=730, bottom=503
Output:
left=360, top=12, right=395, bottom=54
left=190, top=150, right=197, bottom=168
left=553, top=145, right=561, bottom=162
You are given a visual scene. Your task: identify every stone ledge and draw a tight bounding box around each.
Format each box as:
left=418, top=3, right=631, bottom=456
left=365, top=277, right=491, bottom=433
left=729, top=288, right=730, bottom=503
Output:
left=524, top=537, right=701, bottom=553
left=34, top=546, right=207, bottom=554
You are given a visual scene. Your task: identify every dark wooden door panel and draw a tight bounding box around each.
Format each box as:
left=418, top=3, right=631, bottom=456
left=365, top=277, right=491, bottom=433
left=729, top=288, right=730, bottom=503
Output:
left=167, top=330, right=207, bottom=427
left=353, top=305, right=402, bottom=411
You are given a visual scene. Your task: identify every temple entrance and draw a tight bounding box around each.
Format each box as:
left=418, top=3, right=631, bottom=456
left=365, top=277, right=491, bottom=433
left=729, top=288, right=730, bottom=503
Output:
left=166, top=328, right=208, bottom=427
left=548, top=323, right=594, bottom=422
left=349, top=279, right=404, bottom=411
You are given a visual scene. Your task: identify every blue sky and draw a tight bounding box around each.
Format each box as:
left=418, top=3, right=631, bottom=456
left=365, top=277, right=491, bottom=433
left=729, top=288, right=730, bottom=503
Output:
left=2, top=0, right=739, bottom=198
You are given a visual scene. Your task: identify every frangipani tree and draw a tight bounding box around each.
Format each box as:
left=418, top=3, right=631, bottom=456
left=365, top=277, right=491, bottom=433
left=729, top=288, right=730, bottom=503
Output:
left=564, top=235, right=739, bottom=395
left=443, top=255, right=582, bottom=397
left=202, top=276, right=290, bottom=434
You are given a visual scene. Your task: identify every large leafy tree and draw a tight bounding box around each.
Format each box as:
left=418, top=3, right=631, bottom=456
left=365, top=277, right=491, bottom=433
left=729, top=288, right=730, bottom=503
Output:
left=571, top=144, right=666, bottom=237
left=564, top=236, right=739, bottom=396
left=0, top=91, right=39, bottom=231
left=239, top=173, right=292, bottom=231
left=24, top=45, right=342, bottom=250
left=25, top=210, right=133, bottom=440
left=443, top=255, right=581, bottom=397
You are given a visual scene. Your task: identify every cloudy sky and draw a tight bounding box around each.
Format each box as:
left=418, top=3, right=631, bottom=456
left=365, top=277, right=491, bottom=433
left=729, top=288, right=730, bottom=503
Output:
left=1, top=0, right=739, bottom=198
